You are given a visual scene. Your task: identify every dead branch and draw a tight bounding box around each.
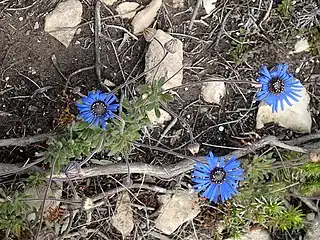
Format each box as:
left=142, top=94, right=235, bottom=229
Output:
left=52, top=135, right=315, bottom=181
left=0, top=133, right=55, bottom=147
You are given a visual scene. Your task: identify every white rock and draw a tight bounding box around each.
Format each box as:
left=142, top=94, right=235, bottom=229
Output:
left=145, top=30, right=183, bottom=90
left=256, top=87, right=312, bottom=133
left=155, top=190, right=200, bottom=235
left=289, top=38, right=310, bottom=54
left=201, top=82, right=226, bottom=104
left=131, top=0, right=162, bottom=34
left=26, top=181, right=62, bottom=221
left=103, top=0, right=117, bottom=5
left=202, top=0, right=217, bottom=14
left=147, top=108, right=172, bottom=125
left=44, top=0, right=83, bottom=48
left=112, top=192, right=134, bottom=237
left=226, top=228, right=271, bottom=240
left=116, top=2, right=140, bottom=19
left=305, top=215, right=320, bottom=240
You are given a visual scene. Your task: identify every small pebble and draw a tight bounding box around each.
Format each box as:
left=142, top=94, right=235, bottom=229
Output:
left=218, top=126, right=224, bottom=131
left=5, top=77, right=9, bottom=81
left=184, top=87, right=188, bottom=91
left=34, top=22, right=39, bottom=29
left=186, top=114, right=191, bottom=119
left=19, top=17, right=23, bottom=21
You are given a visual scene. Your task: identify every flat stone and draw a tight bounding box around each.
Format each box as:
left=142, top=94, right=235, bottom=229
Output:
left=145, top=30, right=183, bottom=90
left=131, top=0, right=162, bottom=34
left=112, top=192, right=134, bottom=237
left=201, top=82, right=226, bottom=104
left=155, top=190, right=200, bottom=235
left=116, top=2, right=140, bottom=19
left=147, top=108, right=172, bottom=125
left=44, top=0, right=83, bottom=48
left=304, top=215, right=320, bottom=240
left=256, top=87, right=312, bottom=133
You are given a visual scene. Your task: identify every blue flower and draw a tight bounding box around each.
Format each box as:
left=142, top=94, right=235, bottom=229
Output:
left=76, top=90, right=119, bottom=130
left=256, top=64, right=303, bottom=112
left=192, top=152, right=244, bottom=203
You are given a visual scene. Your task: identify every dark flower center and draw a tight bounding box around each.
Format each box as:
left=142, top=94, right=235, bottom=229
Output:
left=210, top=167, right=226, bottom=184
left=268, top=78, right=284, bottom=94
left=91, top=101, right=107, bottom=116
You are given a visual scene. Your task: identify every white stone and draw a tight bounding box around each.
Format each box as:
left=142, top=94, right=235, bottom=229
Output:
left=44, top=0, right=83, bottom=48
left=305, top=215, right=320, bottom=240
left=26, top=181, right=62, bottom=221
left=147, top=108, right=172, bottom=125
left=202, top=0, right=217, bottom=14
left=112, top=192, right=134, bottom=237
left=226, top=228, right=271, bottom=240
left=256, top=87, right=312, bottom=133
left=145, top=30, right=183, bottom=90
left=131, top=0, right=162, bottom=34
left=201, top=82, right=226, bottom=104
left=289, top=38, right=310, bottom=54
left=155, top=190, right=200, bottom=235
left=116, top=2, right=140, bottom=19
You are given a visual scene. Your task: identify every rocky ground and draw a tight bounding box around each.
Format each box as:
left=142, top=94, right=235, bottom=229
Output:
left=0, top=0, right=320, bottom=239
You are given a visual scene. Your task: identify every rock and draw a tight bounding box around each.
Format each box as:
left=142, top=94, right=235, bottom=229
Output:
left=305, top=215, right=320, bottom=240
left=155, top=190, right=200, bottom=235
left=131, top=0, right=162, bottom=34
left=201, top=82, right=226, bottom=104
left=44, top=0, right=83, bottom=48
left=26, top=181, right=62, bottom=221
left=116, top=2, right=140, bottom=19
left=289, top=38, right=310, bottom=54
left=256, top=87, right=312, bottom=133
left=145, top=30, right=183, bottom=90
left=147, top=108, right=172, bottom=125
left=103, top=0, right=117, bottom=5
left=112, top=192, right=134, bottom=237
left=226, top=228, right=271, bottom=240
left=202, top=0, right=217, bottom=14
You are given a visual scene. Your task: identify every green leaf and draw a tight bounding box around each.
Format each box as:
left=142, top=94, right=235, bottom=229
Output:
left=154, top=108, right=161, bottom=118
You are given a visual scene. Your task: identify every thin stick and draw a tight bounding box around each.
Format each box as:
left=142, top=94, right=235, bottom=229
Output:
left=94, top=0, right=103, bottom=88
left=189, top=0, right=202, bottom=31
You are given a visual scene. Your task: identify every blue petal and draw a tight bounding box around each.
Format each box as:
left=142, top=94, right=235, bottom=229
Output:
left=280, top=99, right=284, bottom=111
left=194, top=182, right=210, bottom=192
left=276, top=64, right=283, bottom=76
left=207, top=152, right=218, bottom=169
left=192, top=177, right=210, bottom=184
left=224, top=157, right=240, bottom=171
left=195, top=162, right=211, bottom=173
left=259, top=66, right=271, bottom=79
left=280, top=64, right=289, bottom=77
left=228, top=169, right=244, bottom=176
left=219, top=157, right=225, bottom=168
left=256, top=90, right=269, bottom=101
left=226, top=174, right=243, bottom=182
left=88, top=91, right=96, bottom=101
left=202, top=184, right=218, bottom=203
left=257, top=76, right=269, bottom=84
left=286, top=91, right=299, bottom=102
left=105, top=94, right=116, bottom=104
left=193, top=171, right=210, bottom=178
left=208, top=184, right=219, bottom=203
left=101, top=116, right=107, bottom=130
